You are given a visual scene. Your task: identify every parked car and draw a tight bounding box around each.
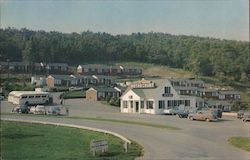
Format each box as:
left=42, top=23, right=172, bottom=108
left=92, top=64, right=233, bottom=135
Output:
left=177, top=110, right=189, bottom=118
left=0, top=95, right=4, bottom=101
left=34, top=105, right=46, bottom=115
left=47, top=106, right=61, bottom=115
left=29, top=106, right=37, bottom=114
left=237, top=110, right=245, bottom=119
left=164, top=106, right=179, bottom=115
left=210, top=108, right=222, bottom=118
left=12, top=105, right=29, bottom=114
left=188, top=110, right=218, bottom=122
left=242, top=112, right=250, bottom=122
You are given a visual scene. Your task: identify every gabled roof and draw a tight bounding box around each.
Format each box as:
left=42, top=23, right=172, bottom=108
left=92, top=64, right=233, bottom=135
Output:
left=49, top=74, right=71, bottom=80
left=89, top=86, right=119, bottom=92
left=206, top=99, right=232, bottom=106
left=47, top=63, right=68, bottom=67
left=204, top=89, right=218, bottom=92
left=173, top=86, right=204, bottom=92
left=219, top=90, right=241, bottom=95
left=169, top=78, right=204, bottom=84
left=121, top=79, right=167, bottom=99
left=78, top=64, right=142, bottom=70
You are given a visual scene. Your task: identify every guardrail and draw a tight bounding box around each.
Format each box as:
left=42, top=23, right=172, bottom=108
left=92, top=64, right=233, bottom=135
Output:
left=2, top=118, right=131, bottom=151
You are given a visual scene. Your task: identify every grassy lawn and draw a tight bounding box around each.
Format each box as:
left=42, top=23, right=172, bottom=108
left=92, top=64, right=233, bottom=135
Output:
left=228, top=137, right=250, bottom=152
left=115, top=62, right=194, bottom=78
left=1, top=121, right=142, bottom=160
left=62, top=90, right=86, bottom=99
left=1, top=113, right=179, bottom=130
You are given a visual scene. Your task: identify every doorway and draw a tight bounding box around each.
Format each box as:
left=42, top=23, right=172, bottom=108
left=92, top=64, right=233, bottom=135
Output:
left=135, top=101, right=139, bottom=112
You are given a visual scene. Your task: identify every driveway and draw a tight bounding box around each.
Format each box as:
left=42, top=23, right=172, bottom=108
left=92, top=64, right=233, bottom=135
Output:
left=1, top=96, right=249, bottom=160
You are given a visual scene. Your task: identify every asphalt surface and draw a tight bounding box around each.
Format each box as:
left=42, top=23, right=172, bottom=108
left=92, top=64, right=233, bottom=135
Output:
left=1, top=94, right=250, bottom=160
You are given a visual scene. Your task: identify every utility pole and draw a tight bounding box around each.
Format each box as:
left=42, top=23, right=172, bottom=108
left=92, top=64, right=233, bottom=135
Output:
left=7, top=59, right=10, bottom=81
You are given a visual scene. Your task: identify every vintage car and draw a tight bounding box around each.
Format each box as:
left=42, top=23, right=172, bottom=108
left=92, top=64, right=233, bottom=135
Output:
left=177, top=110, right=190, bottom=118
left=188, top=110, right=218, bottom=122
left=47, top=106, right=61, bottom=115
left=12, top=105, right=29, bottom=114
left=33, top=105, right=46, bottom=115
left=237, top=110, right=245, bottom=119
left=242, top=112, right=250, bottom=122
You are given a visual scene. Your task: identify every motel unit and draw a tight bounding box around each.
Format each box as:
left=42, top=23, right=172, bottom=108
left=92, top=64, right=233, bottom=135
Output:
left=77, top=64, right=142, bottom=75
left=0, top=61, right=69, bottom=74
left=120, top=78, right=204, bottom=115
left=46, top=74, right=115, bottom=87
left=86, top=86, right=121, bottom=101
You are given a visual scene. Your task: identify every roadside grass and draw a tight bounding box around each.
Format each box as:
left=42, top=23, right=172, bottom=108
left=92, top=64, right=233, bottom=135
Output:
left=228, top=137, right=250, bottom=152
left=1, top=113, right=179, bottom=130
left=1, top=121, right=143, bottom=160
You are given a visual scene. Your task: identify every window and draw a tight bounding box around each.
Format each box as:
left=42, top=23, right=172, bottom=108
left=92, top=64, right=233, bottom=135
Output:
left=146, top=101, right=154, bottom=109
left=178, top=100, right=184, bottom=105
left=42, top=95, right=47, bottom=98
left=35, top=95, right=40, bottom=98
left=158, top=100, right=165, bottom=109
left=123, top=101, right=128, bottom=108
left=185, top=100, right=190, bottom=106
left=141, top=101, right=144, bottom=109
left=173, top=100, right=177, bottom=106
left=21, top=96, right=27, bottom=99
left=164, top=87, right=171, bottom=94
left=168, top=100, right=173, bottom=107
left=29, top=96, right=34, bottom=98
left=130, top=101, right=133, bottom=108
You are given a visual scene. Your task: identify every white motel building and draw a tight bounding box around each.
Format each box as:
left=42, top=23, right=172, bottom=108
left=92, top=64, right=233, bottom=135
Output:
left=120, top=78, right=204, bottom=115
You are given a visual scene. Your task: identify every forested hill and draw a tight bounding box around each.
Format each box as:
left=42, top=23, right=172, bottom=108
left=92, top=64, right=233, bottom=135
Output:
left=0, top=28, right=249, bottom=81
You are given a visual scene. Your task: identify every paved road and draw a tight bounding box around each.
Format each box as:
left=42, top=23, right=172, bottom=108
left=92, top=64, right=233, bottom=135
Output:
left=1, top=97, right=250, bottom=160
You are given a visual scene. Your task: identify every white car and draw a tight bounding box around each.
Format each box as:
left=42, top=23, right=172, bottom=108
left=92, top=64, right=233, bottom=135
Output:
left=29, top=106, right=37, bottom=114
left=47, top=106, right=61, bottom=115
left=34, top=105, right=46, bottom=115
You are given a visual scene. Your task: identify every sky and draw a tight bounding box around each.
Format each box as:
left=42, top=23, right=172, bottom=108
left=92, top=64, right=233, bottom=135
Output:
left=0, top=0, right=249, bottom=41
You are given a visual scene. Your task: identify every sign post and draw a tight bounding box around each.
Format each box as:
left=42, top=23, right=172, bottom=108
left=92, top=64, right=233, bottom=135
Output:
left=124, top=142, right=128, bottom=153
left=90, top=139, right=108, bottom=156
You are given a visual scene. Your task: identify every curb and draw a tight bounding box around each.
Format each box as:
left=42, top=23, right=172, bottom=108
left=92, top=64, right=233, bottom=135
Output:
left=2, top=118, right=131, bottom=145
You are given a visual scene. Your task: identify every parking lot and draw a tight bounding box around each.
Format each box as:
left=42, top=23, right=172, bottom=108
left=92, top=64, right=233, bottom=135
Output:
left=1, top=94, right=249, bottom=160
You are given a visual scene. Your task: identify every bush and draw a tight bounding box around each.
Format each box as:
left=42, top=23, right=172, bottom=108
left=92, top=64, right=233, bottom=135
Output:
left=231, top=101, right=249, bottom=111
left=108, top=97, right=120, bottom=107
left=49, top=87, right=69, bottom=92
left=60, top=90, right=85, bottom=99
